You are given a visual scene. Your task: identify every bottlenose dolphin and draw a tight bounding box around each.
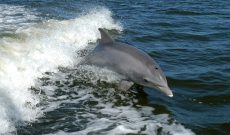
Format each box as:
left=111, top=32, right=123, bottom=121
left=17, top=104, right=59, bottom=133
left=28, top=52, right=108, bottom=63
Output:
left=80, top=28, right=173, bottom=97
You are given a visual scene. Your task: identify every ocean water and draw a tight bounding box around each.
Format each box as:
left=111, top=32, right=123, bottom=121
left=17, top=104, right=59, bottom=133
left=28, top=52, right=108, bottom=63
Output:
left=0, top=0, right=229, bottom=135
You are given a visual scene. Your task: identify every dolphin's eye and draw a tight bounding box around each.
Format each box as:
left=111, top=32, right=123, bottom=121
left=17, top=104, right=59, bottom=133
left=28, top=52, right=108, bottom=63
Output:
left=144, top=78, right=148, bottom=83
left=155, top=67, right=158, bottom=70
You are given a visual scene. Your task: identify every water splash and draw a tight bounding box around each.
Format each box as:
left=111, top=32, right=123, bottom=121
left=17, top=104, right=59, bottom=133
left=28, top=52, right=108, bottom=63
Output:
left=0, top=6, right=121, bottom=134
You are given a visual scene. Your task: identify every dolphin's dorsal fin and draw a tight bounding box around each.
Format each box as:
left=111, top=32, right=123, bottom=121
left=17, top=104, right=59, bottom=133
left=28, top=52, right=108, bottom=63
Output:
left=98, top=28, right=114, bottom=44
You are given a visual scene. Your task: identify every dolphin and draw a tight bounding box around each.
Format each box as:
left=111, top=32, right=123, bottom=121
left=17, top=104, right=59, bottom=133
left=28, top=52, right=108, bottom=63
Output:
left=79, top=28, right=173, bottom=97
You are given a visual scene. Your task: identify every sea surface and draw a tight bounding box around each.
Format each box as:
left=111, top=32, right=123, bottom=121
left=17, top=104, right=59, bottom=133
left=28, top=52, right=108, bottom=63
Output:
left=0, top=0, right=229, bottom=135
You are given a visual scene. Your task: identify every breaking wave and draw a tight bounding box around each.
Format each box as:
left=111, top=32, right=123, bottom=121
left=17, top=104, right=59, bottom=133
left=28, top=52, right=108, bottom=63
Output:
left=0, top=4, right=194, bottom=135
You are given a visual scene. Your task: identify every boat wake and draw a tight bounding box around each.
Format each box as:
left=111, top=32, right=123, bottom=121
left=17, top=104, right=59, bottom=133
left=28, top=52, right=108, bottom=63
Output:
left=0, top=4, right=194, bottom=135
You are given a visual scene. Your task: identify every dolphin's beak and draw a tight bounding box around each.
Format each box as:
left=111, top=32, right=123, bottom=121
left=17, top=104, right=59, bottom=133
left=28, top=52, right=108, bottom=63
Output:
left=156, top=86, right=173, bottom=97
left=147, top=80, right=174, bottom=97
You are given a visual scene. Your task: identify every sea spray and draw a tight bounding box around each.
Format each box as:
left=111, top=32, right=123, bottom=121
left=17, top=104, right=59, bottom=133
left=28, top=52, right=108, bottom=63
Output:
left=0, top=6, right=121, bottom=134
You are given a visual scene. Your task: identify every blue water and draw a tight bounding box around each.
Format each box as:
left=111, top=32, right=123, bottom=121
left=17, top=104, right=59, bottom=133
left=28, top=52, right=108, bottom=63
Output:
left=0, top=0, right=229, bottom=135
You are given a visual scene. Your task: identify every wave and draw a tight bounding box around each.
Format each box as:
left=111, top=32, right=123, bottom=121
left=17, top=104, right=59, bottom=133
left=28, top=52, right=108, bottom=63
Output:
left=163, top=8, right=205, bottom=16
left=27, top=66, right=195, bottom=135
left=0, top=6, right=121, bottom=134
left=0, top=4, right=195, bottom=135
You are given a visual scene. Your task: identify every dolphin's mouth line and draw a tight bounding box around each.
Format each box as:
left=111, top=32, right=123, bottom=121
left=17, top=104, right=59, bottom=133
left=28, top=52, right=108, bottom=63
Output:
left=156, top=86, right=173, bottom=97
left=145, top=80, right=173, bottom=97
left=143, top=83, right=173, bottom=97
left=153, top=83, right=164, bottom=88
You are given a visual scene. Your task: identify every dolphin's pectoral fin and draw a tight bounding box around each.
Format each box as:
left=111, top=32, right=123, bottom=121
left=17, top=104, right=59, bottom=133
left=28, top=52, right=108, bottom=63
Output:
left=117, top=80, right=134, bottom=91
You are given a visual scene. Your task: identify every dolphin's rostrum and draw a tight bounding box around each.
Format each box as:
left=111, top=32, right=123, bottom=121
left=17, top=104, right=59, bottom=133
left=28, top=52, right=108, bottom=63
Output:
left=80, top=28, right=173, bottom=97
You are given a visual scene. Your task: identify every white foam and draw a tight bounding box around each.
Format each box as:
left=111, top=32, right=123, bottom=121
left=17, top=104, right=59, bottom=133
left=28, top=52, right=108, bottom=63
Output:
left=39, top=67, right=195, bottom=135
left=0, top=6, right=121, bottom=134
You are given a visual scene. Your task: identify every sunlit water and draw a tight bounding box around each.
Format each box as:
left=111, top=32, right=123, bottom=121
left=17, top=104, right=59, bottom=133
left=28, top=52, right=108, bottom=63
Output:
left=0, top=1, right=229, bottom=135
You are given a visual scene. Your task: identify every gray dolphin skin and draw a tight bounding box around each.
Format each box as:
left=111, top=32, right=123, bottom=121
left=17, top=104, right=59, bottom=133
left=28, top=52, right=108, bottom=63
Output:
left=80, top=28, right=173, bottom=97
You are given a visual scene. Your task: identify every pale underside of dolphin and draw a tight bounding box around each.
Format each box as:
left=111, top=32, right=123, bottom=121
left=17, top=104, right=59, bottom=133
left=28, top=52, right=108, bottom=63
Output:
left=79, top=28, right=173, bottom=97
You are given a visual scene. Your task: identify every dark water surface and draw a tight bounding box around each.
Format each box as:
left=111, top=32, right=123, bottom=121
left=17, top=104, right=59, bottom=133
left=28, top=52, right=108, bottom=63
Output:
left=0, top=0, right=229, bottom=135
